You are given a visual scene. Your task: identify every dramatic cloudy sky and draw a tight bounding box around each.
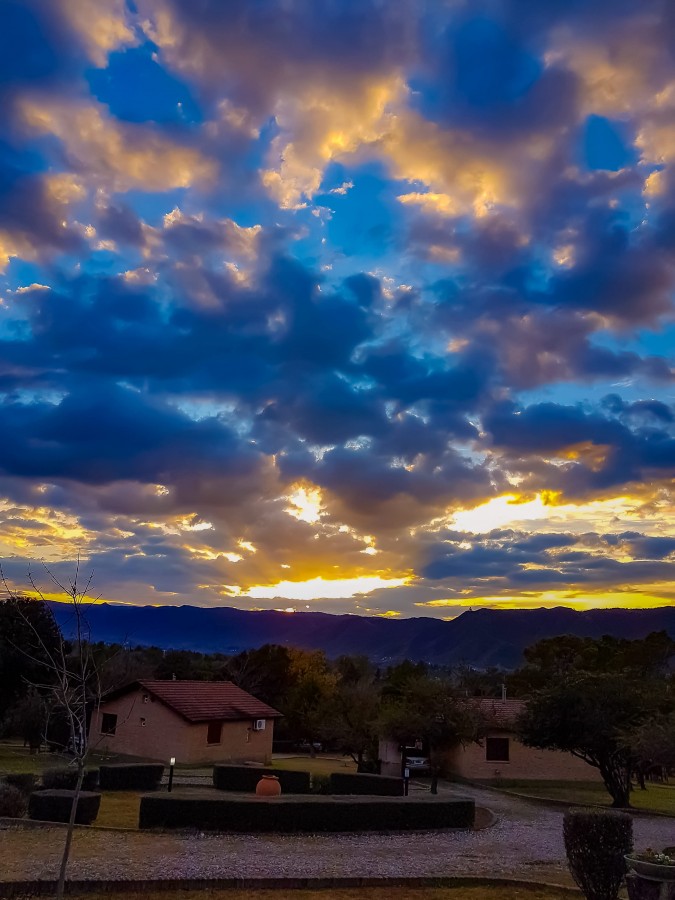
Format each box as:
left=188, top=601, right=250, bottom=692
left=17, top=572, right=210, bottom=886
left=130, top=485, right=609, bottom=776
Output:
left=1, top=0, right=674, bottom=617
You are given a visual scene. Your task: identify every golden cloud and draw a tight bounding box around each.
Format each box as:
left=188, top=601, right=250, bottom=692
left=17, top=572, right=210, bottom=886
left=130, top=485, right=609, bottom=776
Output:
left=20, top=97, right=217, bottom=192
left=60, top=0, right=136, bottom=66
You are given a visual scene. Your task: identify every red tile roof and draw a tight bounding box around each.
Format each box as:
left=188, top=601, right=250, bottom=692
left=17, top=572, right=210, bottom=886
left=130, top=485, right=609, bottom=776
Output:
left=106, top=680, right=282, bottom=722
left=474, top=698, right=525, bottom=729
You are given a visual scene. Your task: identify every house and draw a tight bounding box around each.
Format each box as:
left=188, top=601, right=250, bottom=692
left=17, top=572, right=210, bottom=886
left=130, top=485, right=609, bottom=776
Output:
left=89, top=680, right=282, bottom=765
left=379, top=698, right=602, bottom=782
left=445, top=698, right=602, bottom=781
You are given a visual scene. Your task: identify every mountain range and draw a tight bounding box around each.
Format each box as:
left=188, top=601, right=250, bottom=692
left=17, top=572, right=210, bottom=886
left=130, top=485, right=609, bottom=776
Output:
left=49, top=602, right=675, bottom=669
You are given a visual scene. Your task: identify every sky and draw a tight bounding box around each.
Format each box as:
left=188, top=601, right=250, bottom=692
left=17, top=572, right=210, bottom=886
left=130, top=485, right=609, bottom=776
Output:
left=0, top=0, right=674, bottom=619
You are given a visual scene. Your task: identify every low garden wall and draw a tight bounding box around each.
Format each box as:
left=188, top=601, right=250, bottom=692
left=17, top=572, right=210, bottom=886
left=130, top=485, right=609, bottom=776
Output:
left=139, top=790, right=475, bottom=831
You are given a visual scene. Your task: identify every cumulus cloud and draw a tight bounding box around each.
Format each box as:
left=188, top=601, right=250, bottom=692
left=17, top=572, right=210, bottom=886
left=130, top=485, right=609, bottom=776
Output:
left=0, top=0, right=673, bottom=614
left=19, top=96, right=216, bottom=192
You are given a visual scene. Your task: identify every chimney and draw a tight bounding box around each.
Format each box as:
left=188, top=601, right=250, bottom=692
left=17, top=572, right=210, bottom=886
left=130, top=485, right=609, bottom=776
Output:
left=501, top=683, right=507, bottom=702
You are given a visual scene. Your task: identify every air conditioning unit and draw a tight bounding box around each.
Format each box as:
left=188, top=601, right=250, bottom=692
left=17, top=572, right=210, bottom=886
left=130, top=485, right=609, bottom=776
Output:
left=252, top=719, right=266, bottom=731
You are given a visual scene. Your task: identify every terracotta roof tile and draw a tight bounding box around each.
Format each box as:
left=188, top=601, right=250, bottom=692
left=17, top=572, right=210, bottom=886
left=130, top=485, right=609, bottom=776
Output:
left=474, top=698, right=525, bottom=728
left=110, top=680, right=282, bottom=722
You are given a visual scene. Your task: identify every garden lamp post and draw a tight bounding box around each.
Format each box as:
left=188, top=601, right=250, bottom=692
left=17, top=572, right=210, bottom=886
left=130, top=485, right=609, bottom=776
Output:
left=168, top=756, right=175, bottom=793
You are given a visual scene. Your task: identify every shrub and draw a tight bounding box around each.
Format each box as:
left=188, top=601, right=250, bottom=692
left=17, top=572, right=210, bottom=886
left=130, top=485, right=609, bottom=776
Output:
left=212, top=765, right=310, bottom=794
left=28, top=790, right=101, bottom=825
left=99, top=763, right=164, bottom=791
left=563, top=808, right=633, bottom=900
left=139, top=792, right=475, bottom=831
left=0, top=784, right=27, bottom=818
left=42, top=767, right=99, bottom=791
left=329, top=772, right=404, bottom=796
left=3, top=773, right=38, bottom=795
left=311, top=773, right=331, bottom=795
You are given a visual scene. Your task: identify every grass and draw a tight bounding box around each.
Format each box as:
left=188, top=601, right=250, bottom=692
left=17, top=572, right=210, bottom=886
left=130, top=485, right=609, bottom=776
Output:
left=73, top=888, right=574, bottom=900
left=486, top=779, right=675, bottom=815
left=96, top=791, right=141, bottom=828
left=0, top=740, right=66, bottom=775
left=270, top=755, right=357, bottom=776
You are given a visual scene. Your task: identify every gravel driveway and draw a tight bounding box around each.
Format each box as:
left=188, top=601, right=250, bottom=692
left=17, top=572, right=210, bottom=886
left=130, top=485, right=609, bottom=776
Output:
left=1, top=783, right=672, bottom=884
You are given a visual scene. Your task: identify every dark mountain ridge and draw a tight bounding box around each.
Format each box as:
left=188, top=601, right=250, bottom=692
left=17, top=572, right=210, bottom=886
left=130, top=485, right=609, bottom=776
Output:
left=49, top=601, right=675, bottom=669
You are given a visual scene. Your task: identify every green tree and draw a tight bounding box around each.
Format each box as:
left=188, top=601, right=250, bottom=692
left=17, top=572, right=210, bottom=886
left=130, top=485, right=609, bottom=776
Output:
left=620, top=710, right=675, bottom=786
left=224, top=644, right=296, bottom=710
left=6, top=689, right=49, bottom=750
left=282, top=649, right=336, bottom=752
left=512, top=632, right=675, bottom=694
left=327, top=669, right=381, bottom=771
left=380, top=674, right=482, bottom=788
left=0, top=596, right=63, bottom=720
left=517, top=673, right=654, bottom=807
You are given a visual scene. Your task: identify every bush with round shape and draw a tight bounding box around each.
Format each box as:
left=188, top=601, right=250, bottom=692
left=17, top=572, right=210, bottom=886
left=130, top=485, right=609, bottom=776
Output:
left=98, top=763, right=164, bottom=791
left=28, top=789, right=101, bottom=825
left=563, top=808, right=633, bottom=900
left=0, top=784, right=28, bottom=818
left=42, top=767, right=99, bottom=791
left=3, top=773, right=38, bottom=795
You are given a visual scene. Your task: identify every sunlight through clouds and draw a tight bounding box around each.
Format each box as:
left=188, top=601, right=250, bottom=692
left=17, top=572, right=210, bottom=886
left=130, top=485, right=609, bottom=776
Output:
left=0, top=0, right=673, bottom=616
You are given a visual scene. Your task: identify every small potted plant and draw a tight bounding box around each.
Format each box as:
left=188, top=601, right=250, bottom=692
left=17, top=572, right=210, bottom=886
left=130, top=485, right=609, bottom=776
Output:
left=625, top=848, right=675, bottom=882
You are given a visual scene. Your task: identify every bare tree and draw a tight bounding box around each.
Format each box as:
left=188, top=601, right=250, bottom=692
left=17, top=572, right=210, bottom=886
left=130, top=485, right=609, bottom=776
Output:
left=1, top=560, right=104, bottom=900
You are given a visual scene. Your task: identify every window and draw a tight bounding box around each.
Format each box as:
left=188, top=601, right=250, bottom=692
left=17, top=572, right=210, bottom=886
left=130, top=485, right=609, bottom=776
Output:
left=485, top=737, right=510, bottom=762
left=101, top=713, right=117, bottom=736
left=207, top=720, right=222, bottom=744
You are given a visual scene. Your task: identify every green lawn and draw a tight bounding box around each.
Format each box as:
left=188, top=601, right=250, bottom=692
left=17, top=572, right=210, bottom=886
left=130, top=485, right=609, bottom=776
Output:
left=487, top=779, right=675, bottom=815
left=96, top=790, right=141, bottom=828
left=0, top=739, right=66, bottom=775
left=0, top=739, right=153, bottom=776
left=271, top=755, right=357, bottom=776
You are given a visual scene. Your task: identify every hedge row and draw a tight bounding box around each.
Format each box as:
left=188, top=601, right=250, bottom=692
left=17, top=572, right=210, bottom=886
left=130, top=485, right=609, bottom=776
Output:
left=213, top=765, right=310, bottom=794
left=42, top=768, right=99, bottom=791
left=139, top=792, right=475, bottom=831
left=0, top=784, right=27, bottom=817
left=3, top=773, right=38, bottom=795
left=99, top=764, right=165, bottom=791
left=329, top=773, right=404, bottom=796
left=28, top=790, right=101, bottom=825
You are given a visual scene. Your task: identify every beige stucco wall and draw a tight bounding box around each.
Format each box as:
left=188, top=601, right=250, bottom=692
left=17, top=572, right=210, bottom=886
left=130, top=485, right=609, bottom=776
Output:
left=89, top=687, right=274, bottom=764
left=447, top=728, right=603, bottom=782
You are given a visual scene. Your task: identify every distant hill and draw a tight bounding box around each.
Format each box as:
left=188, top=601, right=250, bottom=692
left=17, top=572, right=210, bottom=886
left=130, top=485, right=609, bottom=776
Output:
left=48, top=602, right=675, bottom=669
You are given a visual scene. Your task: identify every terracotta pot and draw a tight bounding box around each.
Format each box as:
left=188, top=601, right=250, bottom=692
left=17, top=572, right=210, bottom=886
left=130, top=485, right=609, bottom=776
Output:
left=256, top=775, right=281, bottom=797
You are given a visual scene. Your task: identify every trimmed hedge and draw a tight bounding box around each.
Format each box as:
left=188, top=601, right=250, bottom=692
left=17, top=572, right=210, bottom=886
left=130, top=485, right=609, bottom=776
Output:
left=28, top=789, right=101, bottom=825
left=139, top=791, right=475, bottom=831
left=330, top=772, right=404, bottom=796
left=99, top=763, right=165, bottom=791
left=563, top=808, right=633, bottom=900
left=0, top=784, right=27, bottom=817
left=311, top=773, right=331, bottom=795
left=3, top=773, right=38, bottom=795
left=213, top=765, right=311, bottom=794
left=42, top=768, right=99, bottom=791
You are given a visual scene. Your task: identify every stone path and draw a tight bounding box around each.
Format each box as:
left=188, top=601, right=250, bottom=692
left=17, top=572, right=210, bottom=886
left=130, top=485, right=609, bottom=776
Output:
left=1, top=782, right=672, bottom=884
